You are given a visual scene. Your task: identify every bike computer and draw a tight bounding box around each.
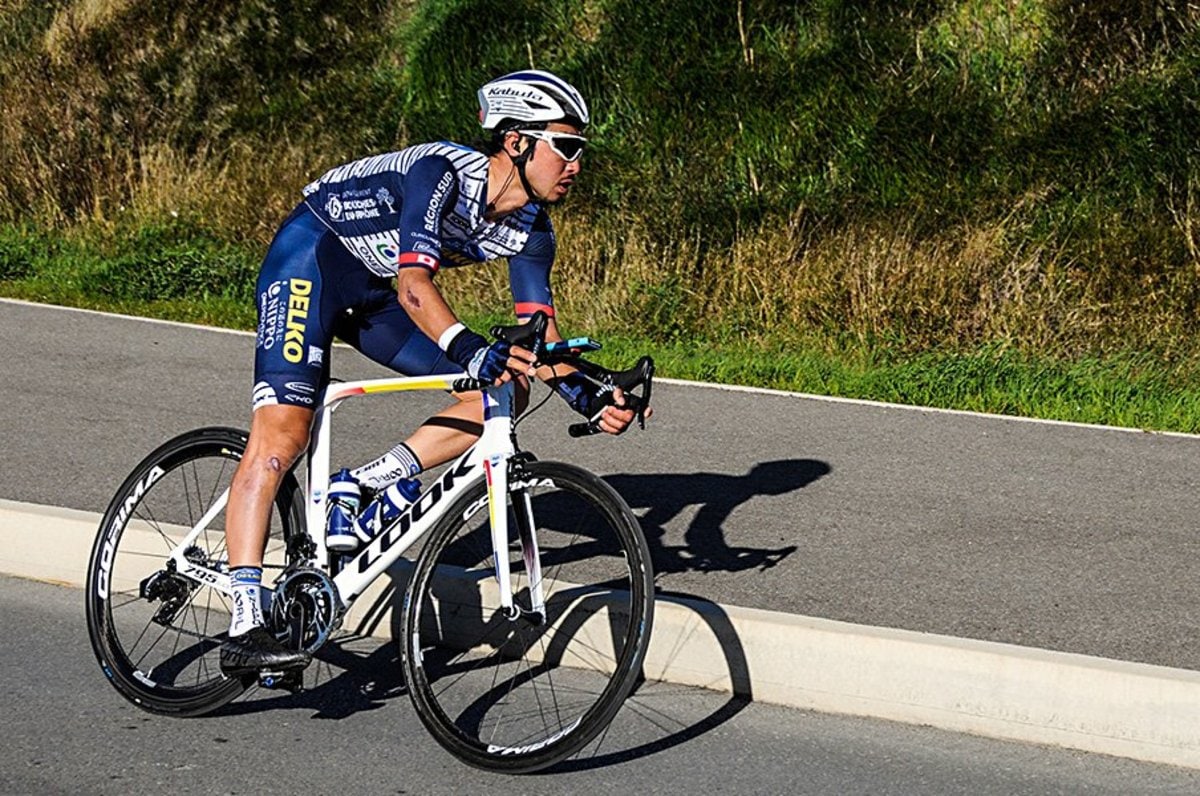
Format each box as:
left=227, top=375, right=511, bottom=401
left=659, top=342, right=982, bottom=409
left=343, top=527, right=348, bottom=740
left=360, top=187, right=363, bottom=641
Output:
left=543, top=337, right=601, bottom=354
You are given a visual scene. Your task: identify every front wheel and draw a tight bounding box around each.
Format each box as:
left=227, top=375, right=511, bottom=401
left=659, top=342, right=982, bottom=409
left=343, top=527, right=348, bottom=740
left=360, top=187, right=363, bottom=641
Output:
left=84, top=427, right=305, bottom=716
left=402, top=460, right=655, bottom=773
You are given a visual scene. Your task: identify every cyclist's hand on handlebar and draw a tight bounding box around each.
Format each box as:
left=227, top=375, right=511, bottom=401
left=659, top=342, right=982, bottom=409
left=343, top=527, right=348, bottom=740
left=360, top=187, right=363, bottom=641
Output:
left=595, top=387, right=653, bottom=435
left=447, top=324, right=538, bottom=385
left=467, top=341, right=537, bottom=385
left=500, top=344, right=538, bottom=384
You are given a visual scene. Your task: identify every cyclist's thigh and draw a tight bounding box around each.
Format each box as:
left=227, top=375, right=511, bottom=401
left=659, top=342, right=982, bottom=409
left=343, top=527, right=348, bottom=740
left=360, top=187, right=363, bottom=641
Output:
left=252, top=205, right=342, bottom=410
left=337, top=288, right=462, bottom=377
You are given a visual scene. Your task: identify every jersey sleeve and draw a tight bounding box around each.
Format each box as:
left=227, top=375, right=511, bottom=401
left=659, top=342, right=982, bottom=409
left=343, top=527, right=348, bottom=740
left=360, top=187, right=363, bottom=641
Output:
left=508, top=209, right=556, bottom=318
left=396, top=155, right=459, bottom=272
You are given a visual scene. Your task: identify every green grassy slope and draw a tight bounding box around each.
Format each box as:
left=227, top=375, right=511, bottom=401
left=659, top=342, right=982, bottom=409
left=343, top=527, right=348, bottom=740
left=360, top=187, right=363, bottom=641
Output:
left=1, top=1, right=1198, bottom=429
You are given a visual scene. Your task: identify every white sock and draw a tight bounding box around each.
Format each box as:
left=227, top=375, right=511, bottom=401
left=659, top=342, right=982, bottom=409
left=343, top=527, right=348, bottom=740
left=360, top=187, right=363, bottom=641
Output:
left=229, top=566, right=265, bottom=637
left=352, top=442, right=422, bottom=491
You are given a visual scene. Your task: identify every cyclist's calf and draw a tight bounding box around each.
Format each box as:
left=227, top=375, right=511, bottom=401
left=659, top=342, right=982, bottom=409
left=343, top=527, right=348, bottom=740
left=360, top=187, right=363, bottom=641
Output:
left=227, top=404, right=314, bottom=566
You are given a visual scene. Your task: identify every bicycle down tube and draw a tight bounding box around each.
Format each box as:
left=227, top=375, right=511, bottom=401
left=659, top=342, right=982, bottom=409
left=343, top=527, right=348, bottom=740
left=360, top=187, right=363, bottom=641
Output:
left=310, top=374, right=524, bottom=613
left=148, top=373, right=528, bottom=618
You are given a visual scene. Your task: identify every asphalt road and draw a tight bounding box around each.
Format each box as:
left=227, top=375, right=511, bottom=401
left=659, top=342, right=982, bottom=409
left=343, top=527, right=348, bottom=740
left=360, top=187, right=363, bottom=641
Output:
left=4, top=299, right=1200, bottom=669
left=7, top=574, right=1200, bottom=794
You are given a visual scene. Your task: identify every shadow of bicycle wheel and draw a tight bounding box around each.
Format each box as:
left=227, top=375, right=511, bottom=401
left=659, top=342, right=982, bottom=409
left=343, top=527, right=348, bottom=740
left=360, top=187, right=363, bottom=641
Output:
left=549, top=590, right=753, bottom=772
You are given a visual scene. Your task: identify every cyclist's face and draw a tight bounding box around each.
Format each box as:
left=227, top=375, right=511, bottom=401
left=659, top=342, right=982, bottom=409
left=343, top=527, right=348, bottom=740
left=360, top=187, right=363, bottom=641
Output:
left=520, top=123, right=584, bottom=204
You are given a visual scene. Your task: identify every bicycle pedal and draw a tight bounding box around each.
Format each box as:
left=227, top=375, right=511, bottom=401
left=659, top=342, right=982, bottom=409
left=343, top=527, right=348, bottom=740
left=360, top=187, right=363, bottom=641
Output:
left=258, top=669, right=305, bottom=693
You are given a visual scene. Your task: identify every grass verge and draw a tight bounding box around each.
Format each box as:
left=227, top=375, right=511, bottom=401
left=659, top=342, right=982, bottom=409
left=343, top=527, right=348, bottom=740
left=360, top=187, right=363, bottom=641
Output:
left=4, top=282, right=1197, bottom=435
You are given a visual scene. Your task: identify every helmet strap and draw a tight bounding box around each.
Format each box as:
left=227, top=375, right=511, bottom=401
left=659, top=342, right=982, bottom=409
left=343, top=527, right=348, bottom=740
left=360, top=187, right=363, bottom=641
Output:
left=515, top=159, right=545, bottom=206
left=510, top=133, right=548, bottom=206
left=486, top=163, right=519, bottom=217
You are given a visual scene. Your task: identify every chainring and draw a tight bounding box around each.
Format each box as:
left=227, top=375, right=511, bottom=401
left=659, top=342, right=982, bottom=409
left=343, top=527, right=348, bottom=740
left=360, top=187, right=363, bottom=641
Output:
left=268, top=567, right=343, bottom=653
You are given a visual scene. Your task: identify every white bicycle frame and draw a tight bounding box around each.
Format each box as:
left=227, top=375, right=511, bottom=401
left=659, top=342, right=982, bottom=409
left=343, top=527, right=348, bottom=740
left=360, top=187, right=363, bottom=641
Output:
left=162, top=372, right=545, bottom=621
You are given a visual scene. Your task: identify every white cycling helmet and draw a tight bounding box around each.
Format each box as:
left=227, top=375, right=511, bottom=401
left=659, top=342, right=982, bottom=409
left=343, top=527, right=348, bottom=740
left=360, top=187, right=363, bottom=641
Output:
left=478, top=69, right=589, bottom=130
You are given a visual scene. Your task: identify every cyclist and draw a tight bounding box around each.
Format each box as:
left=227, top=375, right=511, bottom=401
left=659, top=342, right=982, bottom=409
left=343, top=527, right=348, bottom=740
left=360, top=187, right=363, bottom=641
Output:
left=219, top=70, right=646, bottom=674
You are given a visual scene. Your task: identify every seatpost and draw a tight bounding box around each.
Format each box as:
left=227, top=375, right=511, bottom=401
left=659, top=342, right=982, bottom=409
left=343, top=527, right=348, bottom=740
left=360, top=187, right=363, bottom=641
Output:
left=305, top=393, right=338, bottom=565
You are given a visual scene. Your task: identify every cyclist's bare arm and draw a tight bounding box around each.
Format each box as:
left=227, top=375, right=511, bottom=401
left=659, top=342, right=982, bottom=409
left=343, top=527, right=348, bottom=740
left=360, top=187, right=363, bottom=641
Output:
left=396, top=267, right=536, bottom=380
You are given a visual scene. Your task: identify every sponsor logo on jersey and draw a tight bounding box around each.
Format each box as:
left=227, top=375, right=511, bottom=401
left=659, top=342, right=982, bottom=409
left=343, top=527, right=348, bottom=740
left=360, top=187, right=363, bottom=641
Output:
left=324, top=195, right=379, bottom=225
left=307, top=346, right=324, bottom=366
left=257, top=280, right=286, bottom=350
left=283, top=279, right=312, bottom=363
left=342, top=198, right=381, bottom=221
left=424, top=171, right=455, bottom=233
left=353, top=240, right=375, bottom=264
left=284, top=381, right=315, bottom=394
left=324, top=186, right=385, bottom=222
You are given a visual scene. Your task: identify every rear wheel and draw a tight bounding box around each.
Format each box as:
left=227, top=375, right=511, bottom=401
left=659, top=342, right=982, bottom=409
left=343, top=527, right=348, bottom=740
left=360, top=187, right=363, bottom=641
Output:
left=402, top=460, right=654, bottom=772
left=84, top=427, right=305, bottom=716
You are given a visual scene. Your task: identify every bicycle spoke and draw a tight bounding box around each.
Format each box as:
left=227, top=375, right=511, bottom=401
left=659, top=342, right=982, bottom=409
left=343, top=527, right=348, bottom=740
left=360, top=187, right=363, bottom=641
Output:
left=132, top=502, right=174, bottom=553
left=87, top=428, right=302, bottom=715
left=404, top=461, right=652, bottom=771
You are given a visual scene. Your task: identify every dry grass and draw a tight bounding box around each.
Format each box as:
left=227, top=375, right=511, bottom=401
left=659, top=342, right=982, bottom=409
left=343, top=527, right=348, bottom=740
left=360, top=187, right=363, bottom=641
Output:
left=43, top=0, right=136, bottom=62
left=2, top=0, right=1198, bottom=369
left=508, top=190, right=1200, bottom=361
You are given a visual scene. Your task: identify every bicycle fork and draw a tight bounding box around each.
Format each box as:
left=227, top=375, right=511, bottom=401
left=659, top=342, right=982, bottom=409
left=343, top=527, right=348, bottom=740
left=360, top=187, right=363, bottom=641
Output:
left=481, top=384, right=546, bottom=624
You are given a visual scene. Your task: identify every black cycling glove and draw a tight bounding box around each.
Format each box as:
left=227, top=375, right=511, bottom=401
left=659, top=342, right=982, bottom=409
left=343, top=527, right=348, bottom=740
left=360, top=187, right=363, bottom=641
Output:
left=446, top=327, right=511, bottom=382
left=554, top=371, right=615, bottom=420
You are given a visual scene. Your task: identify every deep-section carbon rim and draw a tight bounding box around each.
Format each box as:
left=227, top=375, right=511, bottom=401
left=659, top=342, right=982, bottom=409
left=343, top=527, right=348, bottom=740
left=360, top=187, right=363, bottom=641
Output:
left=402, top=460, right=654, bottom=772
left=84, top=427, right=303, bottom=716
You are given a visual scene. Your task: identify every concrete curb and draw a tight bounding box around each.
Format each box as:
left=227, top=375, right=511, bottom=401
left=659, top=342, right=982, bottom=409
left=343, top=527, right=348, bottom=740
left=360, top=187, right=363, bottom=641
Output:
left=7, top=497, right=1200, bottom=769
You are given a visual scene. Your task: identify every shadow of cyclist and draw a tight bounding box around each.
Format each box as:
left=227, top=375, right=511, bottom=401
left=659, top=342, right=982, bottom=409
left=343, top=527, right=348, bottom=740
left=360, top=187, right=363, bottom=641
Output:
left=215, top=634, right=405, bottom=719
left=603, top=458, right=831, bottom=575
left=219, top=459, right=829, bottom=742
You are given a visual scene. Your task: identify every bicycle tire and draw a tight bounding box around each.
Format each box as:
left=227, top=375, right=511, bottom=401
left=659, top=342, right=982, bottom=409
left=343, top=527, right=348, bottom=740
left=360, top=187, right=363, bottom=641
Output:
left=402, top=460, right=654, bottom=773
left=84, top=426, right=305, bottom=716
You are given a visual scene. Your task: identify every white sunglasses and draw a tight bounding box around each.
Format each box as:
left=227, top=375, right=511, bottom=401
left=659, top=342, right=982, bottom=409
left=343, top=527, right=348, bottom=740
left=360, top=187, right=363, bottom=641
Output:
left=518, top=130, right=588, bottom=162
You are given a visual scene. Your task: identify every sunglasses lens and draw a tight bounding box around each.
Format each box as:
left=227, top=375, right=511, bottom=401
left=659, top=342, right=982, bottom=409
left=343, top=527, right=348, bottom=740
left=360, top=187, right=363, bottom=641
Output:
left=552, top=136, right=585, bottom=161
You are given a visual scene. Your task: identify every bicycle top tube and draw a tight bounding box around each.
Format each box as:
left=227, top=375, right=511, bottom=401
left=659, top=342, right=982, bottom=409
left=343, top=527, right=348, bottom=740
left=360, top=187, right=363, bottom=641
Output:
left=322, top=373, right=477, bottom=405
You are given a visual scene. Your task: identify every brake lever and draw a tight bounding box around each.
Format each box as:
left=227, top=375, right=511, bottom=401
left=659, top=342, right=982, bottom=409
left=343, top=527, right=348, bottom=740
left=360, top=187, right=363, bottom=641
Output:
left=604, top=356, right=654, bottom=429
left=490, top=311, right=549, bottom=358
left=566, top=356, right=655, bottom=436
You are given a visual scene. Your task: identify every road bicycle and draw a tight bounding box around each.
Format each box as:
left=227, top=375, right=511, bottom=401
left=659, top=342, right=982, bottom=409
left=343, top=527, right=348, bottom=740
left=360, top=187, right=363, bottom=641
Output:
left=84, top=313, right=656, bottom=773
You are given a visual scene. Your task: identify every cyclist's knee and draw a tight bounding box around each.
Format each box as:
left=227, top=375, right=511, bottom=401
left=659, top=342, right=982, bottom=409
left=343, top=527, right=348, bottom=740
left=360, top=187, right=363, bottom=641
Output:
left=448, top=390, right=483, bottom=419
left=240, top=405, right=313, bottom=478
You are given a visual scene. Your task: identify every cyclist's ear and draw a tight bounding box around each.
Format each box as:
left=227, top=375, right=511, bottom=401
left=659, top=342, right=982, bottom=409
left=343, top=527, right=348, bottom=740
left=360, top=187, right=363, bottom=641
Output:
left=504, top=131, right=525, bottom=157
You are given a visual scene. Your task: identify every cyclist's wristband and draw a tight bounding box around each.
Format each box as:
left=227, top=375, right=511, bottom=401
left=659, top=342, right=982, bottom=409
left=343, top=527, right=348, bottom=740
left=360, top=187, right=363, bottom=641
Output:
left=437, top=322, right=467, bottom=352
left=444, top=326, right=490, bottom=371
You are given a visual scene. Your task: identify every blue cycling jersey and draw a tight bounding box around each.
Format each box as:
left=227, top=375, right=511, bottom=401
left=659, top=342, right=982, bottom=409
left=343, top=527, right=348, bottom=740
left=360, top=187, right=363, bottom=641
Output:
left=250, top=141, right=560, bottom=411
left=301, top=141, right=555, bottom=317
